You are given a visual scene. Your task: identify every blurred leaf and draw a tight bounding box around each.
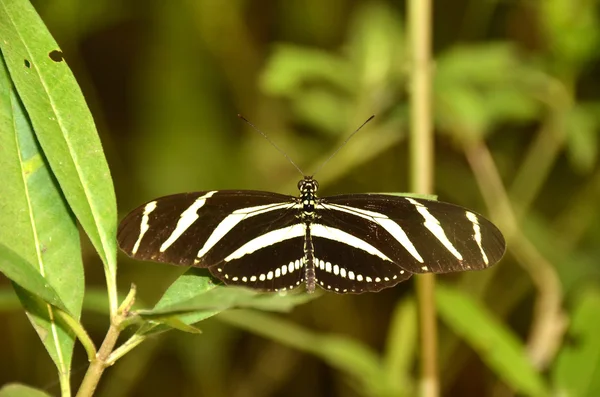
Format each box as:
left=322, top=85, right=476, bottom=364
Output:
left=37, top=0, right=130, bottom=41
left=383, top=297, right=417, bottom=394
left=541, top=0, right=600, bottom=70
left=564, top=103, right=600, bottom=174
left=291, top=88, right=350, bottom=134
left=0, top=0, right=117, bottom=299
left=0, top=288, right=19, bottom=312
left=346, top=1, right=406, bottom=90
left=522, top=208, right=600, bottom=293
left=552, top=286, right=600, bottom=396
left=220, top=309, right=403, bottom=397
left=261, top=3, right=406, bottom=136
left=260, top=45, right=354, bottom=97
left=0, top=384, right=52, bottom=397
left=436, top=283, right=549, bottom=396
left=0, top=53, right=83, bottom=379
left=435, top=44, right=541, bottom=141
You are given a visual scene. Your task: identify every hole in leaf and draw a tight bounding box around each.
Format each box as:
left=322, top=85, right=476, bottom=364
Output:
left=49, top=50, right=64, bottom=62
left=24, top=59, right=31, bottom=68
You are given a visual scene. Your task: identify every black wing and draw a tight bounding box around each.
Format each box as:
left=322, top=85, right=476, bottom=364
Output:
left=117, top=190, right=299, bottom=270
left=315, top=194, right=505, bottom=278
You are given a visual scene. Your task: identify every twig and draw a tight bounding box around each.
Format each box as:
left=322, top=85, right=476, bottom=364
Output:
left=464, top=142, right=566, bottom=369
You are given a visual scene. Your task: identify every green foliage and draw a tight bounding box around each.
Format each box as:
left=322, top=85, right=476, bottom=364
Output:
left=0, top=384, right=52, bottom=397
left=0, top=0, right=117, bottom=312
left=435, top=44, right=542, bottom=142
left=437, top=284, right=549, bottom=396
left=552, top=287, right=600, bottom=396
left=1, top=0, right=600, bottom=396
left=0, top=53, right=82, bottom=382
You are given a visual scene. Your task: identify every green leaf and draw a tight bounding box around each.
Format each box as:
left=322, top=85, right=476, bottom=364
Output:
left=435, top=44, right=541, bottom=140
left=291, top=87, right=350, bottom=135
left=0, top=243, right=66, bottom=311
left=0, top=384, right=52, bottom=397
left=564, top=103, right=599, bottom=174
left=346, top=1, right=406, bottom=89
left=552, top=286, right=600, bottom=396
left=0, top=0, right=117, bottom=310
left=0, top=52, right=83, bottom=381
left=137, top=268, right=319, bottom=334
left=383, top=297, right=417, bottom=394
left=436, top=283, right=549, bottom=396
left=139, top=287, right=319, bottom=318
left=260, top=45, right=354, bottom=97
left=220, top=310, right=402, bottom=396
left=160, top=318, right=203, bottom=334
left=541, top=0, right=600, bottom=68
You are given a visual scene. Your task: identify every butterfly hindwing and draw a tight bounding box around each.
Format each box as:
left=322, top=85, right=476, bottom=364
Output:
left=208, top=236, right=305, bottom=292
left=311, top=235, right=412, bottom=293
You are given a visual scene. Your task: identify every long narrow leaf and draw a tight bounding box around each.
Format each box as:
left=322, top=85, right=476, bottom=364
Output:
left=0, top=53, right=84, bottom=386
left=220, top=310, right=401, bottom=396
left=0, top=244, right=66, bottom=312
left=552, top=287, right=600, bottom=396
left=436, top=283, right=549, bottom=396
left=0, top=0, right=117, bottom=311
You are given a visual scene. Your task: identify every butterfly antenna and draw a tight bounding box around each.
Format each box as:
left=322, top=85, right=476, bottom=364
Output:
left=238, top=114, right=305, bottom=177
left=311, top=115, right=375, bottom=177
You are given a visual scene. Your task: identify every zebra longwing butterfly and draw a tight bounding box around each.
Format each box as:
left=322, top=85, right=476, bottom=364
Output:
left=118, top=175, right=506, bottom=294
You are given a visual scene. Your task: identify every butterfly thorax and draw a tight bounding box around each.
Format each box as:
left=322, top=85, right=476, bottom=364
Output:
left=297, top=176, right=320, bottom=222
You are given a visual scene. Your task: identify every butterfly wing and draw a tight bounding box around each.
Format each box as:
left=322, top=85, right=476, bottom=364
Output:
left=314, top=194, right=505, bottom=284
left=118, top=190, right=300, bottom=268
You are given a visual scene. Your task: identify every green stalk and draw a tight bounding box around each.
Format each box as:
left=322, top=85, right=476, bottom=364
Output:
left=407, top=0, right=438, bottom=396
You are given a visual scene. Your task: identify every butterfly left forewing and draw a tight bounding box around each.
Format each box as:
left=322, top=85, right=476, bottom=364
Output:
left=118, top=190, right=298, bottom=267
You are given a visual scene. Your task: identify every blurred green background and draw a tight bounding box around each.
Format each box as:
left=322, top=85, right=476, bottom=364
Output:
left=2, top=0, right=600, bottom=396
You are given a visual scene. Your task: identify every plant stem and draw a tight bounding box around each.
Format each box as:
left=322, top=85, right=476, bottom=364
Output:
left=75, top=320, right=121, bottom=397
left=59, top=370, right=71, bottom=397
left=106, top=334, right=147, bottom=366
left=408, top=0, right=438, bottom=396
left=55, top=309, right=97, bottom=361
left=75, top=285, right=137, bottom=397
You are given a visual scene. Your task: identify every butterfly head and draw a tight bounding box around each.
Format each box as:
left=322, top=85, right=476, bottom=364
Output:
left=298, top=176, right=319, bottom=194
